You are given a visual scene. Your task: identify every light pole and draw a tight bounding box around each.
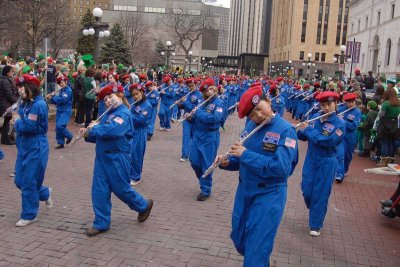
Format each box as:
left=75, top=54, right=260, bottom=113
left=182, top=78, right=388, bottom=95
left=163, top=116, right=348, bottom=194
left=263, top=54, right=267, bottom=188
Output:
left=160, top=51, right=166, bottom=66
left=333, top=45, right=348, bottom=81
left=377, top=61, right=381, bottom=77
left=82, top=7, right=110, bottom=62
left=165, top=41, right=175, bottom=69
left=288, top=60, right=293, bottom=77
left=302, top=53, right=314, bottom=80
left=188, top=50, right=193, bottom=72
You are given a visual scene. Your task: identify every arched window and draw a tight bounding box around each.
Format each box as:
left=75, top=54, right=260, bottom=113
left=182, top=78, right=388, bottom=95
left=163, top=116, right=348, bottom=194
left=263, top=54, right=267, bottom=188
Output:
left=386, top=38, right=392, bottom=65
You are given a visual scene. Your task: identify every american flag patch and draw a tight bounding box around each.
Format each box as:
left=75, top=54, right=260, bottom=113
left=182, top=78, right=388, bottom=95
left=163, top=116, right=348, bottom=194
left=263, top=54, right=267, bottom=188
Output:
left=284, top=137, right=296, bottom=149
left=216, top=107, right=223, bottom=113
left=113, top=117, right=124, bottom=125
left=28, top=113, right=38, bottom=121
left=142, top=110, right=148, bottom=116
left=335, top=128, right=343, bottom=136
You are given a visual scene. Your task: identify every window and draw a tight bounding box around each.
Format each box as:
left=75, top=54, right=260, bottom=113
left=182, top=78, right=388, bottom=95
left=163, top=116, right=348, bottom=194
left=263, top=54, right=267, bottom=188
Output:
left=342, top=7, right=349, bottom=45
left=315, top=52, right=320, bottom=61
left=362, top=53, right=365, bottom=68
left=86, top=0, right=89, bottom=5
left=80, top=7, right=82, bottom=13
left=398, top=38, right=400, bottom=65
left=316, top=0, right=324, bottom=44
left=321, top=53, right=326, bottom=62
left=99, top=2, right=102, bottom=7
left=322, top=0, right=330, bottom=44
left=391, top=4, right=395, bottom=19
left=144, top=7, right=166, bottom=13
left=377, top=11, right=381, bottom=25
left=300, top=51, right=305, bottom=60
left=351, top=22, right=354, bottom=34
left=335, top=0, right=344, bottom=45
left=357, top=19, right=361, bottom=32
left=386, top=38, right=392, bottom=65
left=74, top=7, right=77, bottom=12
left=365, top=16, right=368, bottom=29
left=301, top=0, right=308, bottom=43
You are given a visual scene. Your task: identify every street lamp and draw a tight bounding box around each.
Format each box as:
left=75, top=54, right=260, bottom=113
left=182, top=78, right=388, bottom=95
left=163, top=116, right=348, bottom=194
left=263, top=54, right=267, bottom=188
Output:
left=302, top=52, right=314, bottom=80
left=288, top=60, right=293, bottom=77
left=333, top=45, right=350, bottom=81
left=164, top=41, right=174, bottom=69
left=188, top=50, right=193, bottom=72
left=82, top=7, right=110, bottom=62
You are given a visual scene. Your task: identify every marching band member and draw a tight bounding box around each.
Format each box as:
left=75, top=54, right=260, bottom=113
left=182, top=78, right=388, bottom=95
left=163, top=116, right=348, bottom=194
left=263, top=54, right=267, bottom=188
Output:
left=216, top=85, right=298, bottom=267
left=121, top=74, right=133, bottom=105
left=145, top=81, right=159, bottom=141
left=297, top=91, right=345, bottom=237
left=158, top=76, right=176, bottom=131
left=174, top=78, right=188, bottom=122
left=12, top=74, right=53, bottom=227
left=269, top=83, right=285, bottom=117
left=82, top=84, right=153, bottom=237
left=335, top=93, right=361, bottom=183
left=129, top=83, right=152, bottom=186
left=47, top=76, right=73, bottom=149
left=180, top=78, right=202, bottom=162
left=188, top=79, right=224, bottom=201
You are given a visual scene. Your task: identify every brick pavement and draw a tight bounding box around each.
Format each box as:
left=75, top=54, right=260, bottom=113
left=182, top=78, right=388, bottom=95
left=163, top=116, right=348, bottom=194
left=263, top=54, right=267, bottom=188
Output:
left=0, top=111, right=399, bottom=267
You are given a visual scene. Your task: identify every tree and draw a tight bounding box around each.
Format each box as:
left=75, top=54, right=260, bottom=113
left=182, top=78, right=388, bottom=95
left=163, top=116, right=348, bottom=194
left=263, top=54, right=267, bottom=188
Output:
left=76, top=9, right=96, bottom=55
left=158, top=6, right=216, bottom=69
left=99, top=23, right=131, bottom=65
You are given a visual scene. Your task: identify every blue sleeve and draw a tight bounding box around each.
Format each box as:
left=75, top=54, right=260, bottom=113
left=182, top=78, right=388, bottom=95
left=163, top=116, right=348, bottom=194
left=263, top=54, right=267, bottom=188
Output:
left=195, top=102, right=224, bottom=124
left=89, top=113, right=130, bottom=139
left=219, top=156, right=240, bottom=171
left=51, top=89, right=71, bottom=105
left=131, top=106, right=151, bottom=127
left=15, top=103, right=45, bottom=135
left=297, top=129, right=308, bottom=141
left=301, top=123, right=345, bottom=147
left=239, top=128, right=299, bottom=178
left=345, top=111, right=361, bottom=132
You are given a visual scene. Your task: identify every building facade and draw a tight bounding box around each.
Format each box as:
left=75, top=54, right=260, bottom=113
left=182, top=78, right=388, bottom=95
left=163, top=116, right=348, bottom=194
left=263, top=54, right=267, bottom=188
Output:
left=228, top=0, right=272, bottom=56
left=347, top=0, right=400, bottom=77
left=269, top=0, right=350, bottom=78
left=69, top=0, right=111, bottom=24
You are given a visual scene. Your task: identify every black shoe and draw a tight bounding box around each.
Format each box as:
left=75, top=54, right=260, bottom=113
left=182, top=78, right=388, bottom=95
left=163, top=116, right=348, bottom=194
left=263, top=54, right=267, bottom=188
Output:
left=66, top=138, right=73, bottom=145
left=147, top=136, right=152, bottom=141
left=85, top=227, right=108, bottom=237
left=381, top=199, right=393, bottom=208
left=138, top=199, right=153, bottom=222
left=55, top=144, right=64, bottom=149
left=197, top=193, right=210, bottom=201
left=381, top=209, right=396, bottom=218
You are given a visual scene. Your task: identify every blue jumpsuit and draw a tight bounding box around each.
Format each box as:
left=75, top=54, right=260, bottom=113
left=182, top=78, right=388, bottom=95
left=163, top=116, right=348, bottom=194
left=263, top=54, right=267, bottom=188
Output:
left=130, top=99, right=152, bottom=182
left=14, top=96, right=51, bottom=220
left=297, top=112, right=345, bottom=230
left=228, top=84, right=239, bottom=114
left=50, top=85, right=73, bottom=145
left=220, top=114, right=298, bottom=267
left=0, top=148, right=4, bottom=160
left=181, top=90, right=202, bottom=160
left=190, top=96, right=224, bottom=196
left=219, top=92, right=229, bottom=128
left=336, top=106, right=361, bottom=181
left=123, top=83, right=133, bottom=105
left=174, top=84, right=188, bottom=120
left=158, top=83, right=176, bottom=130
left=86, top=104, right=149, bottom=231
left=146, top=89, right=160, bottom=138
left=271, top=95, right=285, bottom=117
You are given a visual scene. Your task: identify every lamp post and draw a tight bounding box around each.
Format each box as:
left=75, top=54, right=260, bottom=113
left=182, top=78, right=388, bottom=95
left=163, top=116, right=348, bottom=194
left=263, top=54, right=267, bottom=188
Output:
left=302, top=52, right=314, bottom=80
left=164, top=41, right=175, bottom=69
left=377, top=60, right=381, bottom=77
left=160, top=51, right=166, bottom=66
left=333, top=45, right=349, bottom=81
left=188, top=50, right=193, bottom=72
left=288, top=60, right=293, bottom=77
left=82, top=7, right=110, bottom=62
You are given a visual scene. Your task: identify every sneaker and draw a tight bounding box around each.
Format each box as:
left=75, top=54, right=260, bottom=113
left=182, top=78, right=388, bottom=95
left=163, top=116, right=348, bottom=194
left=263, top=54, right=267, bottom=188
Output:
left=310, top=229, right=320, bottom=237
left=55, top=144, right=64, bottom=149
left=381, top=199, right=393, bottom=207
left=335, top=177, right=343, bottom=183
left=159, top=127, right=165, bottom=131
left=381, top=209, right=396, bottom=218
left=130, top=180, right=141, bottom=186
left=197, top=193, right=210, bottom=201
left=85, top=227, right=108, bottom=237
left=45, top=188, right=53, bottom=209
left=171, top=118, right=177, bottom=123
left=16, top=217, right=38, bottom=227
left=9, top=172, right=15, bottom=177
left=147, top=136, right=152, bottom=141
left=165, top=128, right=171, bottom=132
left=179, top=158, right=188, bottom=162
left=138, top=199, right=153, bottom=222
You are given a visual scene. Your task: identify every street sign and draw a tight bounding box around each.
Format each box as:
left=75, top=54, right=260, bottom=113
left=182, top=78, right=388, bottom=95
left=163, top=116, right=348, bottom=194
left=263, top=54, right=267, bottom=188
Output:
left=346, top=41, right=361, bottom=63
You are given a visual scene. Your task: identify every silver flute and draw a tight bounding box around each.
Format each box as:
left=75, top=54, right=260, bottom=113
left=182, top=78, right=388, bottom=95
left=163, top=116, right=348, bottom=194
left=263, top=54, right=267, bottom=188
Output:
left=201, top=115, right=275, bottom=179
left=176, top=92, right=217, bottom=126
left=8, top=97, right=22, bottom=137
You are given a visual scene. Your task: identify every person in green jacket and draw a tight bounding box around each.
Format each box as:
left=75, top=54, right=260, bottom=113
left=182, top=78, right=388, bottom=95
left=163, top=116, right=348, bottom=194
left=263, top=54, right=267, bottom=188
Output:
left=83, top=68, right=97, bottom=127
left=358, top=101, right=379, bottom=157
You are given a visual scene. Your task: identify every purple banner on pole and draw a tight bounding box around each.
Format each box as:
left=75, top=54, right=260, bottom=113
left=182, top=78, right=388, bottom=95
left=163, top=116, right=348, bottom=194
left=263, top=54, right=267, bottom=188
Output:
left=346, top=41, right=361, bottom=63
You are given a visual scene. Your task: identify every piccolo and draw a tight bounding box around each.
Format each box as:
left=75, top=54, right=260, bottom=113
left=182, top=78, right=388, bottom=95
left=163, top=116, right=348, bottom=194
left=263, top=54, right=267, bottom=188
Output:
left=169, top=90, right=192, bottom=109
left=129, top=90, right=155, bottom=109
left=293, top=110, right=336, bottom=128
left=294, top=92, right=307, bottom=99
left=201, top=115, right=275, bottom=179
left=288, top=93, right=299, bottom=99
left=70, top=102, right=118, bottom=146
left=45, top=86, right=63, bottom=98
left=2, top=102, right=18, bottom=118
left=176, top=92, right=218, bottom=126
left=270, top=94, right=280, bottom=101
left=337, top=105, right=357, bottom=116
left=159, top=84, right=174, bottom=94
left=304, top=102, right=319, bottom=118
left=301, top=93, right=314, bottom=101
left=8, top=97, right=22, bottom=137
left=228, top=102, right=238, bottom=111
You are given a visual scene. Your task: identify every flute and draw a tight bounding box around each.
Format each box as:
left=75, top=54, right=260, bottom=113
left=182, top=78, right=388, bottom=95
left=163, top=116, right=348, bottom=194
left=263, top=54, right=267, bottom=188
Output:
left=201, top=115, right=275, bottom=179
left=2, top=102, right=18, bottom=118
left=8, top=97, right=22, bottom=137
left=304, top=102, right=319, bottom=118
left=69, top=102, right=118, bottom=146
left=176, top=92, right=217, bottom=126
left=169, top=89, right=192, bottom=109
left=129, top=90, right=155, bottom=109
left=270, top=94, right=280, bottom=101
left=293, top=110, right=336, bottom=128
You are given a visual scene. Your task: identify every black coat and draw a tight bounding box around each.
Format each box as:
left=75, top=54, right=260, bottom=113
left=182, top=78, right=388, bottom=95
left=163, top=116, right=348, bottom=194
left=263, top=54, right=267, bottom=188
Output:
left=0, top=75, right=18, bottom=116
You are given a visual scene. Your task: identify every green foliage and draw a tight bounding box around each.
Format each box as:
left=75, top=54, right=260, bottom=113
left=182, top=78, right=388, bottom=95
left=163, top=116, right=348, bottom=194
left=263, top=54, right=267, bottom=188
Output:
left=99, top=23, right=131, bottom=65
left=76, top=9, right=95, bottom=55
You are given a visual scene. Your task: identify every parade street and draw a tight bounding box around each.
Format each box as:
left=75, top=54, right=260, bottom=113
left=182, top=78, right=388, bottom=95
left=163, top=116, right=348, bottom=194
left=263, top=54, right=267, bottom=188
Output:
left=0, top=112, right=399, bottom=267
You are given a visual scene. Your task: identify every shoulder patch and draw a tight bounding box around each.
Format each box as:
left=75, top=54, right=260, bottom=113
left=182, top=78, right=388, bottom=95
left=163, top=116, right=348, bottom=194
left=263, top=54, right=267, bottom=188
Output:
left=113, top=117, right=124, bottom=125
left=284, top=137, right=296, bottom=149
left=28, top=113, right=38, bottom=121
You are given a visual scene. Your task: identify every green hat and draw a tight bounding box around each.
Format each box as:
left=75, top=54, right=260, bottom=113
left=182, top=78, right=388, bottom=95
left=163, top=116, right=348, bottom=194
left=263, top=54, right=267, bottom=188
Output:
left=387, top=78, right=396, bottom=85
left=2, top=52, right=9, bottom=56
left=379, top=75, right=386, bottom=82
left=131, top=68, right=136, bottom=72
left=367, top=100, right=377, bottom=110
left=60, top=67, right=69, bottom=73
left=117, top=63, right=124, bottom=69
left=22, top=66, right=32, bottom=74
left=38, top=54, right=44, bottom=60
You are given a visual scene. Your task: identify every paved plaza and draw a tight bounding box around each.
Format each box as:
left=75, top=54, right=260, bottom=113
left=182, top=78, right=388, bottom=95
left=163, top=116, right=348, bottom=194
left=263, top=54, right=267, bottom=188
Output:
left=0, top=112, right=399, bottom=266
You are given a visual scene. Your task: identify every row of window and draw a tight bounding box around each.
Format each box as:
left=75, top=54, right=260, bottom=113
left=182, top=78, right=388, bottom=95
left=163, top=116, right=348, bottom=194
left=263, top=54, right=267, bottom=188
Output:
left=113, top=6, right=202, bottom=15
left=299, top=51, right=326, bottom=62
left=351, top=4, right=395, bottom=34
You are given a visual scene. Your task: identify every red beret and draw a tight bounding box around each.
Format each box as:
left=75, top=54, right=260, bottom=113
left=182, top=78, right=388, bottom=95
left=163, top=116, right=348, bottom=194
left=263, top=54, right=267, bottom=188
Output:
left=251, top=81, right=262, bottom=87
left=269, top=84, right=277, bottom=93
left=276, top=77, right=284, bottom=82
left=177, top=78, right=184, bottom=83
left=56, top=75, right=69, bottom=84
left=72, top=72, right=78, bottom=79
left=199, top=78, right=215, bottom=92
left=303, top=84, right=310, bottom=89
left=313, top=82, right=321, bottom=88
left=98, top=84, right=124, bottom=100
left=145, top=81, right=153, bottom=87
left=219, top=75, right=225, bottom=81
left=355, top=68, right=361, bottom=75
left=315, top=91, right=340, bottom=102
left=129, top=83, right=144, bottom=92
left=122, top=75, right=130, bottom=80
left=217, top=85, right=222, bottom=90
left=313, top=91, right=320, bottom=98
left=226, top=77, right=232, bottom=82
left=101, top=72, right=107, bottom=79
left=238, top=86, right=263, bottom=119
left=139, top=73, right=147, bottom=80
left=343, top=92, right=358, bottom=101
left=47, top=57, right=53, bottom=64
left=162, top=76, right=171, bottom=83
left=15, top=74, right=41, bottom=87
left=186, top=78, right=196, bottom=84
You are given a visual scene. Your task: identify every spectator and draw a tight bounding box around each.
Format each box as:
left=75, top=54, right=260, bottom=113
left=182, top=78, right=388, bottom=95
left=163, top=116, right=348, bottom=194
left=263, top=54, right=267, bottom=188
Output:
left=358, top=101, right=379, bottom=157
left=387, top=78, right=398, bottom=94
left=83, top=68, right=97, bottom=127
left=364, top=71, right=375, bottom=90
left=46, top=58, right=56, bottom=94
left=129, top=68, right=139, bottom=84
left=73, top=66, right=86, bottom=125
left=354, top=68, right=364, bottom=87
left=0, top=65, right=18, bottom=145
left=147, top=68, right=154, bottom=81
left=373, top=85, right=384, bottom=105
